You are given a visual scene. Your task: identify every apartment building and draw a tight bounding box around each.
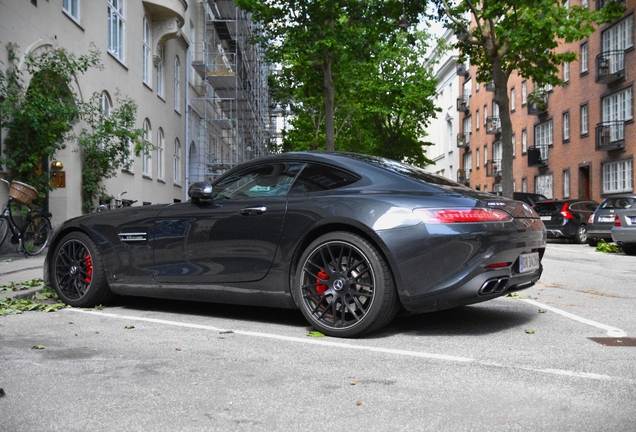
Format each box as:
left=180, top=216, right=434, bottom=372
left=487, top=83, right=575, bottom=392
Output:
left=457, top=0, right=634, bottom=201
left=423, top=28, right=462, bottom=180
left=0, top=0, right=270, bottom=228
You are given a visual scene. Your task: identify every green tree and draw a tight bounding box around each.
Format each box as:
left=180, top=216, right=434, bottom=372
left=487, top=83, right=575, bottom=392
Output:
left=0, top=44, right=101, bottom=196
left=237, top=0, right=422, bottom=151
left=77, top=93, right=152, bottom=213
left=436, top=0, right=623, bottom=197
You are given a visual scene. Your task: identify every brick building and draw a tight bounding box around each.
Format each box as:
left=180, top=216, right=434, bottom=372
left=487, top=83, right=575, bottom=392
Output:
left=457, top=0, right=634, bottom=202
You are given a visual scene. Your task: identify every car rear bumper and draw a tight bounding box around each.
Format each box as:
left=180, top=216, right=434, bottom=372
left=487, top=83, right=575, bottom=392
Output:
left=612, top=227, right=636, bottom=245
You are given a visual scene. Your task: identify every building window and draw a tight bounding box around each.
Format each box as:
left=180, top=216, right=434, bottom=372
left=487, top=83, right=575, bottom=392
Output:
left=512, top=132, right=516, bottom=157
left=476, top=148, right=480, bottom=168
left=581, top=42, right=588, bottom=74
left=157, top=128, right=164, bottom=180
left=142, top=119, right=151, bottom=177
left=157, top=46, right=164, bottom=98
left=143, top=17, right=151, bottom=86
left=535, top=120, right=553, bottom=161
left=603, top=16, right=634, bottom=53
left=484, top=145, right=488, bottom=167
left=563, top=111, right=570, bottom=141
left=510, top=87, right=516, bottom=112
left=522, top=81, right=527, bottom=105
left=603, top=159, right=633, bottom=194
left=174, top=138, right=181, bottom=184
left=483, top=105, right=488, bottom=126
left=493, top=140, right=502, bottom=165
left=582, top=0, right=588, bottom=8
left=63, top=0, right=79, bottom=22
left=99, top=92, right=111, bottom=117
left=602, top=87, right=634, bottom=124
left=174, top=56, right=181, bottom=112
left=108, top=0, right=125, bottom=62
left=522, top=128, right=527, bottom=153
left=563, top=170, right=570, bottom=198
left=462, top=115, right=472, bottom=137
left=522, top=177, right=528, bottom=193
left=475, top=109, right=480, bottom=130
left=536, top=174, right=554, bottom=199
left=563, top=62, right=570, bottom=83
left=581, top=104, right=589, bottom=135
left=463, top=152, right=472, bottom=179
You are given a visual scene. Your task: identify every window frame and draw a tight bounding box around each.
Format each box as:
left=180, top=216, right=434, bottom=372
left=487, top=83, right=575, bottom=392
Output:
left=143, top=16, right=152, bottom=86
left=108, top=0, right=125, bottom=62
left=603, top=159, right=633, bottom=194
left=63, top=0, right=80, bottom=22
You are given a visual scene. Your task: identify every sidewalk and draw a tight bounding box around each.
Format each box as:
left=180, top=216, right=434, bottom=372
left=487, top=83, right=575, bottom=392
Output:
left=0, top=252, right=47, bottom=300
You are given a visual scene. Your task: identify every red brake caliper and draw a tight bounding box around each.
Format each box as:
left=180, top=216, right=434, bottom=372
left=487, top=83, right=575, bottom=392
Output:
left=316, top=270, right=329, bottom=297
left=84, top=254, right=93, bottom=283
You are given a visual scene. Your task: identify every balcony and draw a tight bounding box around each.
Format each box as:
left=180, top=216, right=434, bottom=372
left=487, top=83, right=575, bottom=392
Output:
left=457, top=169, right=470, bottom=186
left=527, top=146, right=548, bottom=167
left=595, top=50, right=626, bottom=84
left=484, top=81, right=495, bottom=92
left=143, top=0, right=187, bottom=26
left=595, top=121, right=626, bottom=151
left=457, top=95, right=470, bottom=112
left=527, top=91, right=548, bottom=115
left=486, top=117, right=501, bottom=135
left=457, top=132, right=471, bottom=148
left=457, top=64, right=469, bottom=76
left=485, top=160, right=502, bottom=178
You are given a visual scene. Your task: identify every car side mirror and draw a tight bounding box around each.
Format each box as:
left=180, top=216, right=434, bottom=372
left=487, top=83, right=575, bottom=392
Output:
left=188, top=182, right=213, bottom=202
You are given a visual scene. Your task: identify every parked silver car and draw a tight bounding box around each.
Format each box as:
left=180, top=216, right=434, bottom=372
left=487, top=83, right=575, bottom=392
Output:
left=612, top=207, right=636, bottom=256
left=587, top=195, right=636, bottom=246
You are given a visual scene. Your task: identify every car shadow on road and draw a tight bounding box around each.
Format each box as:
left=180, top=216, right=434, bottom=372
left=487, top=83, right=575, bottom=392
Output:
left=108, top=295, right=536, bottom=339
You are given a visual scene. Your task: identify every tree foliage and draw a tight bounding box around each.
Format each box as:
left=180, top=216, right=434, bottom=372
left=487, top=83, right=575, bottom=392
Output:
left=435, top=0, right=624, bottom=197
left=0, top=44, right=101, bottom=196
left=77, top=93, right=152, bottom=213
left=237, top=0, right=428, bottom=154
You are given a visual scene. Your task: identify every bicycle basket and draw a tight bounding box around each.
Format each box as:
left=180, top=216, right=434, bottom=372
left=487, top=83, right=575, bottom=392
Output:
left=9, top=181, right=38, bottom=205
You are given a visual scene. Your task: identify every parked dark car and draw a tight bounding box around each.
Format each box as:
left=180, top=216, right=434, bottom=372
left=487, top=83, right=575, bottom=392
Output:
left=533, top=199, right=598, bottom=244
left=513, top=192, right=548, bottom=206
left=587, top=195, right=636, bottom=246
left=44, top=152, right=546, bottom=337
left=612, top=207, right=636, bottom=255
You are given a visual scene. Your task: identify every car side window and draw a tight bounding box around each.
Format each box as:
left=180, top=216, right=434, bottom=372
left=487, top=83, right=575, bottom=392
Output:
left=212, top=163, right=304, bottom=200
left=289, top=163, right=360, bottom=193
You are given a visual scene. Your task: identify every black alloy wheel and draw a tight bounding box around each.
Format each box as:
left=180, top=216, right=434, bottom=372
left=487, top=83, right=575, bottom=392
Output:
left=52, top=232, right=113, bottom=307
left=294, top=232, right=398, bottom=338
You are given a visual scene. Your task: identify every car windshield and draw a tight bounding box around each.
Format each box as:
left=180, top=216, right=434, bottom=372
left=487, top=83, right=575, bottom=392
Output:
left=600, top=197, right=635, bottom=209
left=347, top=153, right=461, bottom=187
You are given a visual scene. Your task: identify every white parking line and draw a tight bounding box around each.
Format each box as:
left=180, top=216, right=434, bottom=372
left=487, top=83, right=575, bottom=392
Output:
left=64, top=308, right=629, bottom=383
left=520, top=298, right=627, bottom=337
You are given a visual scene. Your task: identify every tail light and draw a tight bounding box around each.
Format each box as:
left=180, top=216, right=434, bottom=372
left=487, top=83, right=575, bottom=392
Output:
left=614, top=215, right=622, bottom=227
left=560, top=202, right=573, bottom=219
left=587, top=214, right=594, bottom=223
left=413, top=208, right=512, bottom=224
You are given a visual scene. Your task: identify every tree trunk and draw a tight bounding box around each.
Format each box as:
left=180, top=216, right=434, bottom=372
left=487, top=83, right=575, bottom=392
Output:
left=322, top=53, right=335, bottom=152
left=492, top=60, right=513, bottom=199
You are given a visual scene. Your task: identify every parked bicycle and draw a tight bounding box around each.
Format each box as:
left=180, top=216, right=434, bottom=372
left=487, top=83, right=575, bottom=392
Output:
left=0, top=178, right=52, bottom=256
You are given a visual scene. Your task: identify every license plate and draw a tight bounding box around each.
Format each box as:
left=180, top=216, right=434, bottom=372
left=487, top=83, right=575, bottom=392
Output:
left=540, top=216, right=551, bottom=221
left=631, top=217, right=636, bottom=224
left=519, top=252, right=540, bottom=273
left=599, top=216, right=615, bottom=223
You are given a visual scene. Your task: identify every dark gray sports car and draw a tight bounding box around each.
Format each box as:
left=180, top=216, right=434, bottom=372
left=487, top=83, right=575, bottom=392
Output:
left=44, top=152, right=546, bottom=337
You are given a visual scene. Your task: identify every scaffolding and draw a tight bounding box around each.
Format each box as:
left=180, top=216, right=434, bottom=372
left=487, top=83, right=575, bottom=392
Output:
left=191, top=0, right=272, bottom=181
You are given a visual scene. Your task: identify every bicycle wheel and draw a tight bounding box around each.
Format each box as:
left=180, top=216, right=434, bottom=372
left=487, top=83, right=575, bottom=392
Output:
left=0, top=216, right=9, bottom=248
left=22, top=216, right=51, bottom=256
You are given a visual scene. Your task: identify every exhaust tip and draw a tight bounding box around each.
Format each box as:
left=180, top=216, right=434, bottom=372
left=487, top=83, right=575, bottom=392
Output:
left=479, top=277, right=510, bottom=295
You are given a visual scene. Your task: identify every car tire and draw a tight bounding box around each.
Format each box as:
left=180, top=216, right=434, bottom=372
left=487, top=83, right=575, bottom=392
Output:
left=621, top=245, right=636, bottom=256
left=293, top=232, right=399, bottom=338
left=51, top=232, right=114, bottom=307
left=573, top=224, right=587, bottom=244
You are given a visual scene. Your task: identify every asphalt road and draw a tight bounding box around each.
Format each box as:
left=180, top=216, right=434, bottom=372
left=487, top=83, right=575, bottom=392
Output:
left=1, top=242, right=635, bottom=431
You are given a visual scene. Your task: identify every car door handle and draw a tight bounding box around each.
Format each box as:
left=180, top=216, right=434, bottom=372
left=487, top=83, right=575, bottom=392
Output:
left=240, top=206, right=267, bottom=216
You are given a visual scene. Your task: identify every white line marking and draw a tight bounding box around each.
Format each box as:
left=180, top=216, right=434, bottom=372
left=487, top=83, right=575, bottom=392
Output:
left=64, top=308, right=629, bottom=383
left=520, top=298, right=627, bottom=337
